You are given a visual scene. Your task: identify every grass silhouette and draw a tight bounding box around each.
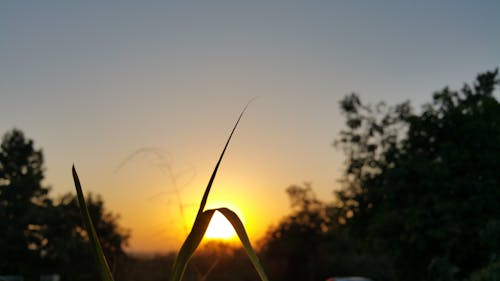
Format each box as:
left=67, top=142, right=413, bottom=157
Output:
left=72, top=102, right=269, bottom=281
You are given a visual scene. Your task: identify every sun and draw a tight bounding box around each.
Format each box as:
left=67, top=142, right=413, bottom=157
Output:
left=205, top=211, right=237, bottom=240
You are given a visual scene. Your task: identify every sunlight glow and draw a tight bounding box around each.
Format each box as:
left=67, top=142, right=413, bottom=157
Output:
left=205, top=211, right=237, bottom=240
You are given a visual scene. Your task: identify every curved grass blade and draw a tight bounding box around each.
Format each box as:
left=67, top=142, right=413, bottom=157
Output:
left=169, top=209, right=215, bottom=281
left=170, top=208, right=269, bottom=281
left=72, top=165, right=114, bottom=281
left=195, top=100, right=254, bottom=220
left=217, top=208, right=270, bottom=281
left=171, top=99, right=259, bottom=281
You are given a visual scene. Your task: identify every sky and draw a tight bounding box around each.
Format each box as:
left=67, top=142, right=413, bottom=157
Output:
left=1, top=1, right=499, bottom=253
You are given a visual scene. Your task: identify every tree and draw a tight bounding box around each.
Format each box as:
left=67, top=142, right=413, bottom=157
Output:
left=260, top=184, right=394, bottom=281
left=260, top=184, right=332, bottom=281
left=0, top=129, right=51, bottom=280
left=0, top=128, right=130, bottom=281
left=336, top=69, right=500, bottom=281
left=43, top=193, right=130, bottom=281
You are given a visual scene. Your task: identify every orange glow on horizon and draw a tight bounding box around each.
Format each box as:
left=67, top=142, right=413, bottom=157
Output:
left=119, top=175, right=286, bottom=253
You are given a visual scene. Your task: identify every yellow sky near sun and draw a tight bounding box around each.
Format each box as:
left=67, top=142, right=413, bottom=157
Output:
left=205, top=211, right=238, bottom=240
left=95, top=151, right=293, bottom=254
left=50, top=98, right=340, bottom=255
left=116, top=191, right=281, bottom=253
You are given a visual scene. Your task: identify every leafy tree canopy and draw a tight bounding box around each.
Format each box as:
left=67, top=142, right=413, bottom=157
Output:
left=336, top=69, right=500, bottom=281
left=0, top=129, right=50, bottom=279
left=261, top=69, right=500, bottom=281
left=0, top=129, right=129, bottom=281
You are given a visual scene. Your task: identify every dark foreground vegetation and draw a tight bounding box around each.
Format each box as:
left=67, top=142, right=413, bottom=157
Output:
left=1, top=69, right=499, bottom=281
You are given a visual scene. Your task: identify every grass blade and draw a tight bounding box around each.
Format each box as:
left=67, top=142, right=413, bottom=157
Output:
left=170, top=102, right=246, bottom=280
left=72, top=165, right=114, bottom=281
left=170, top=208, right=270, bottom=281
left=217, top=208, right=270, bottom=281
left=196, top=100, right=253, bottom=220
left=169, top=209, right=216, bottom=281
left=170, top=100, right=266, bottom=281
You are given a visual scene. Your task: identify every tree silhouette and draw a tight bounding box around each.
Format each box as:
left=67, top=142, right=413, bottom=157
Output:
left=260, top=184, right=393, bottom=281
left=336, top=69, right=500, bottom=281
left=261, top=184, right=331, bottom=281
left=0, top=129, right=50, bottom=280
left=0, top=128, right=129, bottom=281
left=42, top=192, right=130, bottom=281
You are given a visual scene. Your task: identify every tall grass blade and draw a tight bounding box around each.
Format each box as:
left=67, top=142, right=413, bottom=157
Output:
left=170, top=100, right=269, bottom=281
left=196, top=100, right=253, bottom=220
left=169, top=209, right=215, bottom=281
left=169, top=208, right=269, bottom=281
left=170, top=101, right=252, bottom=280
left=217, top=208, right=270, bottom=281
left=72, top=165, right=115, bottom=281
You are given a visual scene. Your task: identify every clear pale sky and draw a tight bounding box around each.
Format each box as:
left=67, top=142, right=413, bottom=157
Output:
left=1, top=1, right=499, bottom=253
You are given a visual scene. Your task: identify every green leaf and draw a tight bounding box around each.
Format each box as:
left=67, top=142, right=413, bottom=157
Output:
left=169, top=208, right=270, bottom=281
left=217, top=208, right=270, bottom=281
left=170, top=103, right=246, bottom=281
left=169, top=209, right=215, bottom=281
left=72, top=165, right=114, bottom=281
left=195, top=101, right=252, bottom=220
left=170, top=100, right=267, bottom=281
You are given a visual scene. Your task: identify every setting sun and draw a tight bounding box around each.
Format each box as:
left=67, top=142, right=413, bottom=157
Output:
left=205, top=211, right=237, bottom=240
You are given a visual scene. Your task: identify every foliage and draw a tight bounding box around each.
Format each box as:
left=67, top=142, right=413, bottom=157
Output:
left=72, top=167, right=115, bottom=281
left=44, top=191, right=130, bottom=281
left=260, top=184, right=394, bottom=281
left=0, top=129, right=129, bottom=281
left=260, top=184, right=331, bottom=281
left=108, top=243, right=260, bottom=281
left=0, top=129, right=50, bottom=280
left=336, top=69, right=500, bottom=281
left=189, top=241, right=262, bottom=281
left=468, top=261, right=500, bottom=281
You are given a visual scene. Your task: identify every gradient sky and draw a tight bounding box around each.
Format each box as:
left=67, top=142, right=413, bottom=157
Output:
left=1, top=1, right=499, bottom=253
